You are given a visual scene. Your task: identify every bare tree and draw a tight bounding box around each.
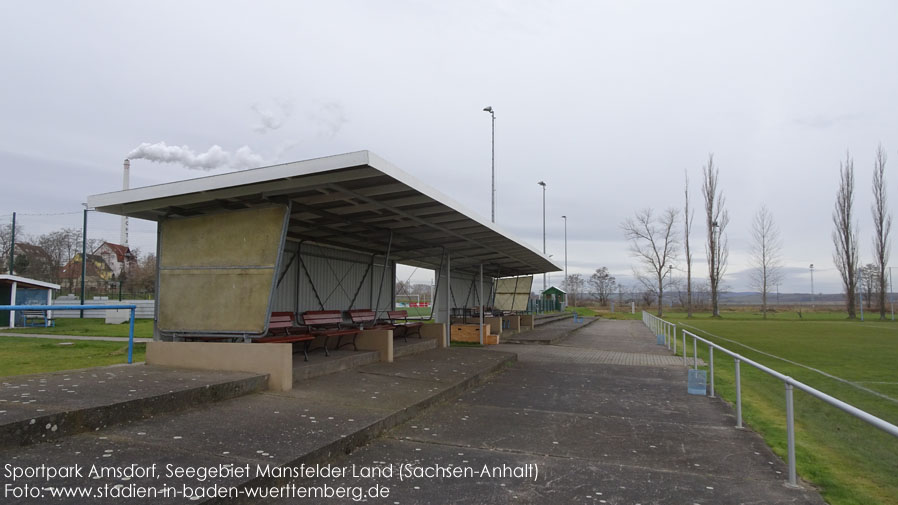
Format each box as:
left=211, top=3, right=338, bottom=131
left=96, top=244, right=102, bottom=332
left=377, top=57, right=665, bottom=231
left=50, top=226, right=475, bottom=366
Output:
left=702, top=155, right=729, bottom=317
left=566, top=274, right=585, bottom=306
left=872, top=144, right=891, bottom=319
left=832, top=152, right=859, bottom=318
left=37, top=228, right=81, bottom=284
left=588, top=267, right=616, bottom=306
left=684, top=170, right=695, bottom=317
left=749, top=205, right=783, bottom=318
left=621, top=208, right=679, bottom=317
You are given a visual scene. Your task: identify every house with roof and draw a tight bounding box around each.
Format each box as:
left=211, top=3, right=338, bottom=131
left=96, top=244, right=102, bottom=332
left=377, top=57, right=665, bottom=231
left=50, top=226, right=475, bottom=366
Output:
left=94, top=242, right=138, bottom=278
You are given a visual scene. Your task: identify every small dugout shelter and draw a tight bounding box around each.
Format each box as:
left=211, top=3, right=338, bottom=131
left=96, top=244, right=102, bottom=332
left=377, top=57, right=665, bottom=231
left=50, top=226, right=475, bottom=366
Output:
left=0, top=275, right=60, bottom=328
left=88, top=151, right=561, bottom=346
left=541, top=286, right=566, bottom=312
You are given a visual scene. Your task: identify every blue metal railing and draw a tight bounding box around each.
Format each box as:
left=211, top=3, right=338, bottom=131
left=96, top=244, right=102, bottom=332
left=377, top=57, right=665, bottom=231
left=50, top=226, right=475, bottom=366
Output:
left=1, top=304, right=138, bottom=364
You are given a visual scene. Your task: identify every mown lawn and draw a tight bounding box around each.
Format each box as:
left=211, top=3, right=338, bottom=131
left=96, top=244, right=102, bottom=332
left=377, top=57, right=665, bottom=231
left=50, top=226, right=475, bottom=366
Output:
left=659, top=312, right=898, bottom=505
left=0, top=337, right=147, bottom=377
left=4, top=318, right=154, bottom=338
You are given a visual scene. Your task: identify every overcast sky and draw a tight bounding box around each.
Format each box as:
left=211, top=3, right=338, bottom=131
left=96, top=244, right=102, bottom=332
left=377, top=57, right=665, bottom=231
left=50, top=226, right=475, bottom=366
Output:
left=3, top=1, right=898, bottom=294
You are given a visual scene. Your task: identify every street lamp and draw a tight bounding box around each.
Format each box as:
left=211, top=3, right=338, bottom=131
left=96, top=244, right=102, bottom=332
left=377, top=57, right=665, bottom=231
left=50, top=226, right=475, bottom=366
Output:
left=483, top=106, right=495, bottom=223
left=538, top=181, right=547, bottom=293
left=561, top=215, right=568, bottom=299
left=809, top=264, right=815, bottom=310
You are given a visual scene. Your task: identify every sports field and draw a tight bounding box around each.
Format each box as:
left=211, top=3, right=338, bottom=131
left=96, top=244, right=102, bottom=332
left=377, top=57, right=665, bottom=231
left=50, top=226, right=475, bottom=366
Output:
left=660, top=311, right=898, bottom=505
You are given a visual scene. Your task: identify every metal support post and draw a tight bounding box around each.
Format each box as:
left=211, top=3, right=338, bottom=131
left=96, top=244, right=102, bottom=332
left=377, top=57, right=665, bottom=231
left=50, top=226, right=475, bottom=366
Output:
left=693, top=337, right=698, bottom=369
left=80, top=208, right=87, bottom=318
left=735, top=358, right=743, bottom=428
left=709, top=346, right=715, bottom=398
left=479, top=264, right=484, bottom=346
left=785, top=382, right=798, bottom=487
left=128, top=308, right=136, bottom=364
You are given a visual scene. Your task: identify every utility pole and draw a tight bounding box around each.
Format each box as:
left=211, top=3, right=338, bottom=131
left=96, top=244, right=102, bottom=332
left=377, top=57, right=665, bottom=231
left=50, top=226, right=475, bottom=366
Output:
left=8, top=212, right=15, bottom=274
left=483, top=106, right=496, bottom=223
left=562, top=215, right=568, bottom=305
left=538, top=181, right=547, bottom=293
left=810, top=264, right=815, bottom=310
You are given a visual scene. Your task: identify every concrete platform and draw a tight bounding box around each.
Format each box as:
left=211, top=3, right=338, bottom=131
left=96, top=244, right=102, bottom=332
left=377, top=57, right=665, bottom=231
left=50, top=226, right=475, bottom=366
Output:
left=503, top=316, right=598, bottom=344
left=0, top=348, right=515, bottom=504
left=264, top=319, right=825, bottom=505
left=0, top=365, right=267, bottom=449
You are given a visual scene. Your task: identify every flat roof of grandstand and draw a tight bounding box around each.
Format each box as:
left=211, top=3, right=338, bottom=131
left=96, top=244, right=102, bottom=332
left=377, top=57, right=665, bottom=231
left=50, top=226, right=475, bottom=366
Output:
left=88, top=151, right=561, bottom=277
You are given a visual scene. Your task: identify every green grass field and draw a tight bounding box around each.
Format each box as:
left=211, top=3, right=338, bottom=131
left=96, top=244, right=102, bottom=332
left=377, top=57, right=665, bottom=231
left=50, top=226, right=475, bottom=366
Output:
left=656, top=311, right=898, bottom=505
left=4, top=318, right=154, bottom=338
left=0, top=336, right=147, bottom=377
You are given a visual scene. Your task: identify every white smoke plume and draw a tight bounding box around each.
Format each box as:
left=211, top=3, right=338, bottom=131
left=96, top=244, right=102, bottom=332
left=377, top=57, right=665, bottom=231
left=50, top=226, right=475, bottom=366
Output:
left=126, top=142, right=265, bottom=171
left=251, top=100, right=293, bottom=134
left=309, top=102, right=348, bottom=138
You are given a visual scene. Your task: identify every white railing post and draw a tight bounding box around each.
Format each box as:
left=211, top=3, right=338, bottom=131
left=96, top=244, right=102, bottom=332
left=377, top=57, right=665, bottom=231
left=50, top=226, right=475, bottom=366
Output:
left=785, top=382, right=798, bottom=488
left=683, top=330, right=687, bottom=366
left=709, top=346, right=715, bottom=398
left=735, top=357, right=743, bottom=428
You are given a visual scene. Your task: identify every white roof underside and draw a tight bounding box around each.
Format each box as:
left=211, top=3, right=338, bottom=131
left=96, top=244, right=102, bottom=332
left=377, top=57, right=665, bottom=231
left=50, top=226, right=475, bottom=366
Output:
left=0, top=274, right=60, bottom=290
left=88, top=151, right=561, bottom=277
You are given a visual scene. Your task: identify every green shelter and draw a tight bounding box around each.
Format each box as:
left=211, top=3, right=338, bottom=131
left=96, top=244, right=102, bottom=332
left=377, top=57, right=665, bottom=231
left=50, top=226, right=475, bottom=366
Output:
left=541, top=286, right=566, bottom=312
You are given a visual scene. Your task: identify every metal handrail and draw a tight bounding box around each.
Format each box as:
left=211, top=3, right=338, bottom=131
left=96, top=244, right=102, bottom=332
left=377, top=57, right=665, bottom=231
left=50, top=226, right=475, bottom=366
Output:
left=1, top=304, right=138, bottom=364
left=641, top=311, right=677, bottom=352
left=681, top=327, right=898, bottom=487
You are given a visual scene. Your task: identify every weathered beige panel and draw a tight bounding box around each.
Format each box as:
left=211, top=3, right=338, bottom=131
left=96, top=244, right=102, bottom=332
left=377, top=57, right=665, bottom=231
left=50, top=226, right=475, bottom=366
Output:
left=520, top=314, right=534, bottom=330
left=158, top=205, right=287, bottom=334
left=159, top=270, right=273, bottom=333
left=146, top=341, right=292, bottom=391
left=161, top=206, right=286, bottom=268
left=493, top=276, right=534, bottom=311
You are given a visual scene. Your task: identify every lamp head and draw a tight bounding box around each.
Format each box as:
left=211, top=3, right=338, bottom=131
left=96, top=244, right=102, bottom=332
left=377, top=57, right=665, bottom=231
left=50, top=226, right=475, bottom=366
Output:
left=483, top=106, right=493, bottom=113
left=537, top=181, right=546, bottom=187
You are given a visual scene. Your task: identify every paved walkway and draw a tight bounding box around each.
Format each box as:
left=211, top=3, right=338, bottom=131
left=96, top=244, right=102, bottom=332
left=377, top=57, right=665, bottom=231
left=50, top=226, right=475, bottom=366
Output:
left=280, top=319, right=824, bottom=504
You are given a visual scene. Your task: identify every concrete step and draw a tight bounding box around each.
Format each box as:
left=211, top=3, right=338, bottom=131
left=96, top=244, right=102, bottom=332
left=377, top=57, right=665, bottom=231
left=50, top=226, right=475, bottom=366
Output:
left=0, top=365, right=267, bottom=449
left=0, top=348, right=516, bottom=505
left=393, top=337, right=437, bottom=358
left=292, top=349, right=380, bottom=383
left=533, top=312, right=573, bottom=326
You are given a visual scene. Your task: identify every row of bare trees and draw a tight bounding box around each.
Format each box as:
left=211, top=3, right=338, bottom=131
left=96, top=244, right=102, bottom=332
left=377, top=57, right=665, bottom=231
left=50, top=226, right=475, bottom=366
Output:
left=621, top=145, right=891, bottom=320
left=621, top=155, right=739, bottom=317
left=833, top=146, right=891, bottom=319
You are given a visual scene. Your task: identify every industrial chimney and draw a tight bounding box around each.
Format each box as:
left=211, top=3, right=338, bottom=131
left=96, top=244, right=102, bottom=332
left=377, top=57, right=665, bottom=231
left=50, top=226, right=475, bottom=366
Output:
left=121, top=159, right=130, bottom=247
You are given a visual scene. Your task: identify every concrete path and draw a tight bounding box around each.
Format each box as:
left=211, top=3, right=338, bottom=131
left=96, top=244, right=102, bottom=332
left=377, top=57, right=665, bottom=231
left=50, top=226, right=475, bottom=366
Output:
left=276, top=319, right=824, bottom=504
left=0, top=332, right=152, bottom=343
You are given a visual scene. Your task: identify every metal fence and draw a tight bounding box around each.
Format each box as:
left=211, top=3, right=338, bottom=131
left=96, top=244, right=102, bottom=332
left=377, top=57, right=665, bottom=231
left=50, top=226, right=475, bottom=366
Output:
left=675, top=326, right=898, bottom=487
left=641, top=311, right=677, bottom=352
left=52, top=298, right=155, bottom=319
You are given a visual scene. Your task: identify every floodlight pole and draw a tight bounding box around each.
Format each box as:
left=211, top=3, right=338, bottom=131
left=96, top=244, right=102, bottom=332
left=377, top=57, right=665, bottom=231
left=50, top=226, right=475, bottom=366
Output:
left=483, top=106, right=496, bottom=223
left=538, top=181, right=547, bottom=294
left=562, top=215, right=568, bottom=305
left=809, top=264, right=815, bottom=310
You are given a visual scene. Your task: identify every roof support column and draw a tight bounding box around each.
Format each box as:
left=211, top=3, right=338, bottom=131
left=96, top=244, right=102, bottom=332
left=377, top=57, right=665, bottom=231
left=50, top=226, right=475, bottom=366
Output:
left=479, top=263, right=484, bottom=345
left=9, top=281, right=16, bottom=327
left=445, top=250, right=451, bottom=348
